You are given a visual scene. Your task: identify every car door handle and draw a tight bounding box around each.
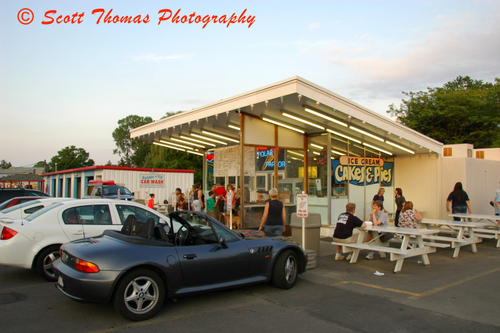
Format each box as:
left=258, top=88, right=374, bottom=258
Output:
left=72, top=231, right=84, bottom=235
left=183, top=254, right=197, bottom=260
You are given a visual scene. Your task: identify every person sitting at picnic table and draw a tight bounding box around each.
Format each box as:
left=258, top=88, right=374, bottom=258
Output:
left=365, top=200, right=388, bottom=260
left=446, top=182, right=471, bottom=221
left=333, top=203, right=367, bottom=261
left=398, top=201, right=422, bottom=229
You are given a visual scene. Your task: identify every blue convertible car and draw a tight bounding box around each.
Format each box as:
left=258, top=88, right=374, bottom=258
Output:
left=54, top=211, right=308, bottom=321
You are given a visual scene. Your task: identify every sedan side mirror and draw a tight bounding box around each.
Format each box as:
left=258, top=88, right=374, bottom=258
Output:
left=219, top=235, right=228, bottom=249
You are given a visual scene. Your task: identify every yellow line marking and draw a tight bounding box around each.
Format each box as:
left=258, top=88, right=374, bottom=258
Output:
left=408, top=267, right=500, bottom=300
left=88, top=301, right=258, bottom=333
left=350, top=281, right=420, bottom=297
left=330, top=281, right=350, bottom=287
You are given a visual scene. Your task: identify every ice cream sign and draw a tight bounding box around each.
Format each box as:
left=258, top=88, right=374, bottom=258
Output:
left=139, top=173, right=165, bottom=187
left=332, top=158, right=393, bottom=186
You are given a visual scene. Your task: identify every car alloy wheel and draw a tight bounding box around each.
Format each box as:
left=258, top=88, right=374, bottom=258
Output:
left=272, top=249, right=298, bottom=289
left=36, top=245, right=61, bottom=282
left=114, top=269, right=165, bottom=321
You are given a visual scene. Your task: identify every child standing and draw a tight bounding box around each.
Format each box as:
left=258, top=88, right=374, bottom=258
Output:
left=207, top=191, right=217, bottom=219
left=148, top=193, right=158, bottom=210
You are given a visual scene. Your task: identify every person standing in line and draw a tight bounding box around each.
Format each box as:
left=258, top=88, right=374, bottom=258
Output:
left=215, top=182, right=227, bottom=222
left=259, top=188, right=286, bottom=235
left=175, top=188, right=186, bottom=211
left=210, top=184, right=219, bottom=218
left=206, top=191, right=217, bottom=219
left=372, top=188, right=386, bottom=212
left=199, top=185, right=205, bottom=212
left=234, top=187, right=241, bottom=216
left=398, top=201, right=422, bottom=229
left=192, top=183, right=202, bottom=211
left=494, top=182, right=500, bottom=218
left=394, top=188, right=406, bottom=227
left=333, top=203, right=366, bottom=261
left=446, top=182, right=471, bottom=221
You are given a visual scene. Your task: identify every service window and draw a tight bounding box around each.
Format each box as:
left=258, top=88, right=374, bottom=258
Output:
left=62, top=205, right=112, bottom=225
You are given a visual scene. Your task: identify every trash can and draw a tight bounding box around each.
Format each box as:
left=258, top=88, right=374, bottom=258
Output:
left=290, top=213, right=321, bottom=256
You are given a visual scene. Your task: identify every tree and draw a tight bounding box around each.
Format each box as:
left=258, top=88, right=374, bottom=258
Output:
left=161, top=111, right=183, bottom=119
left=47, top=146, right=95, bottom=172
left=34, top=160, right=50, bottom=172
left=0, top=160, right=12, bottom=169
left=143, top=144, right=203, bottom=184
left=388, top=76, right=500, bottom=148
left=112, top=115, right=153, bottom=167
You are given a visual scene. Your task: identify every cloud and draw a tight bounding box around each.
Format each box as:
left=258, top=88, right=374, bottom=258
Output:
left=129, top=54, right=192, bottom=61
left=301, top=45, right=370, bottom=54
left=322, top=8, right=500, bottom=99
left=308, top=22, right=320, bottom=30
left=436, top=14, right=449, bottom=19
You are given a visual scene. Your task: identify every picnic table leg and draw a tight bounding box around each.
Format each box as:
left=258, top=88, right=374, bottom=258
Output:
left=372, top=231, right=387, bottom=259
left=416, top=235, right=431, bottom=265
left=394, top=259, right=404, bottom=273
left=349, top=248, right=360, bottom=264
left=467, top=227, right=478, bottom=253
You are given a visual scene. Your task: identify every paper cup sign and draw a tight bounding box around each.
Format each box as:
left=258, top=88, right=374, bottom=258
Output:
left=296, top=194, right=308, bottom=217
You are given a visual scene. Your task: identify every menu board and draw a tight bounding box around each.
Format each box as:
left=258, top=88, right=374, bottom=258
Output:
left=213, top=146, right=256, bottom=177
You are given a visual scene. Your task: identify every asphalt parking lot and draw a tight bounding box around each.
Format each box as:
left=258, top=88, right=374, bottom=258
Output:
left=1, top=238, right=500, bottom=333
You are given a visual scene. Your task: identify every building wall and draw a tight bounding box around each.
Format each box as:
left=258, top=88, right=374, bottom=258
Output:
left=394, top=153, right=442, bottom=219
left=102, top=169, right=194, bottom=202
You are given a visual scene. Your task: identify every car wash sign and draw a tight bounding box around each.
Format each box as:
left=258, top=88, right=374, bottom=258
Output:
left=140, top=173, right=165, bottom=187
left=332, top=157, right=393, bottom=186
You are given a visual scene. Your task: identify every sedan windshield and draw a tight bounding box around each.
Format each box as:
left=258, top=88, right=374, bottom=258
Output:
left=26, top=203, right=63, bottom=221
left=102, top=186, right=132, bottom=196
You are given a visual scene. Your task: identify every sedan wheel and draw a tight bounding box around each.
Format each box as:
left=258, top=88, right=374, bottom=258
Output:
left=114, top=269, right=165, bottom=321
left=36, top=245, right=60, bottom=282
left=272, top=250, right=298, bottom=289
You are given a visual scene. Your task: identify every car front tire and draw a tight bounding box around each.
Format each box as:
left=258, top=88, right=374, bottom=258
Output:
left=36, top=245, right=60, bottom=282
left=272, top=249, right=298, bottom=289
left=113, top=268, right=165, bottom=321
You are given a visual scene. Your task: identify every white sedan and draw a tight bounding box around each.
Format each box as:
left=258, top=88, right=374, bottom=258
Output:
left=0, top=199, right=170, bottom=281
left=0, top=197, right=74, bottom=220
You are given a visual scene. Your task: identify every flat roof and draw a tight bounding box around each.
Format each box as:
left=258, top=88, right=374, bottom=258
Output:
left=41, top=165, right=195, bottom=177
left=130, top=76, right=443, bottom=156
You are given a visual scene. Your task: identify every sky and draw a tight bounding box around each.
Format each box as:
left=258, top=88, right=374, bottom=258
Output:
left=1, top=0, right=499, bottom=167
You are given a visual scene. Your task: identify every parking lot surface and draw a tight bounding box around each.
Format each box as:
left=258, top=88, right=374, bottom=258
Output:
left=1, top=238, right=499, bottom=332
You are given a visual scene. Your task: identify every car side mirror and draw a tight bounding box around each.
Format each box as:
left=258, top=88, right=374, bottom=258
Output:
left=219, top=235, right=228, bottom=248
left=132, top=192, right=135, bottom=196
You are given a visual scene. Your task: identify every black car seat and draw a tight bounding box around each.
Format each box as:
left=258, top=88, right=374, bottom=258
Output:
left=121, top=215, right=136, bottom=235
left=154, top=224, right=169, bottom=242
left=139, top=218, right=155, bottom=239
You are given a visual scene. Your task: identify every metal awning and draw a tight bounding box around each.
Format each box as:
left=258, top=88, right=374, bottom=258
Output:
left=130, top=76, right=443, bottom=156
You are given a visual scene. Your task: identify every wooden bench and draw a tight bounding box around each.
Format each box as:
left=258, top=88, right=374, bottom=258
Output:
left=388, top=237, right=450, bottom=249
left=460, top=228, right=500, bottom=247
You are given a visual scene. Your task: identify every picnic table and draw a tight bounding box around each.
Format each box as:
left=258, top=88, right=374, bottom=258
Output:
left=419, top=219, right=490, bottom=258
left=332, top=225, right=440, bottom=273
left=449, top=213, right=500, bottom=247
